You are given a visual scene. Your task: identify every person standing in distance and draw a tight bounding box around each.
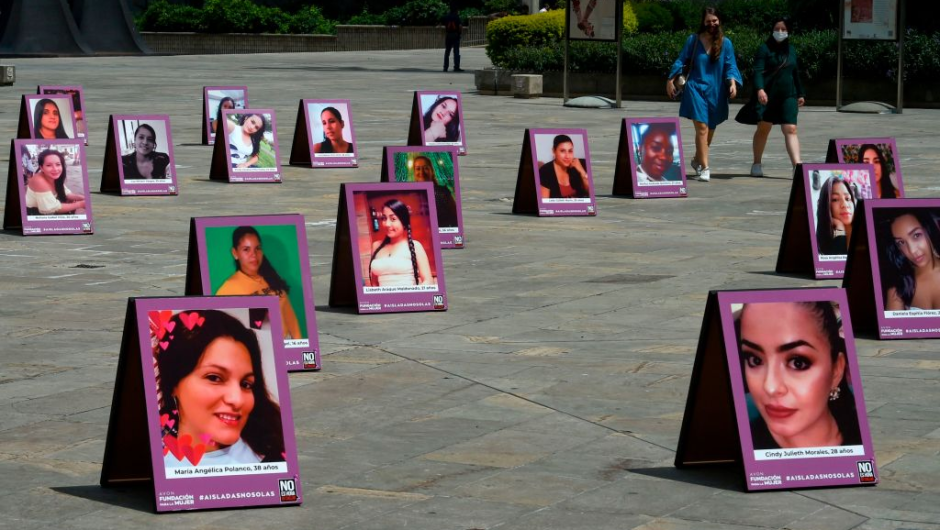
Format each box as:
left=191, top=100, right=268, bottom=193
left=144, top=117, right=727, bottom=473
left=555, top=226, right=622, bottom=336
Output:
left=442, top=5, right=463, bottom=72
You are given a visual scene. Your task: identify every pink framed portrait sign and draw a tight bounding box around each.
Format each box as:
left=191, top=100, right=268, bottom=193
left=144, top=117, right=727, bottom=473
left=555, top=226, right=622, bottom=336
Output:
left=843, top=198, right=940, bottom=339
left=777, top=164, right=876, bottom=279
left=513, top=128, right=597, bottom=216
left=827, top=137, right=904, bottom=199
left=101, top=296, right=302, bottom=512
left=210, top=109, right=282, bottom=183
left=613, top=117, right=688, bottom=198
left=101, top=114, right=179, bottom=196
left=186, top=214, right=322, bottom=370
left=382, top=145, right=465, bottom=248
left=19, top=94, right=78, bottom=141
left=4, top=139, right=94, bottom=235
left=409, top=91, right=467, bottom=155
left=676, top=288, right=878, bottom=491
left=329, top=182, right=448, bottom=314
left=290, top=99, right=359, bottom=167
left=203, top=86, right=248, bottom=145
left=37, top=85, right=88, bottom=144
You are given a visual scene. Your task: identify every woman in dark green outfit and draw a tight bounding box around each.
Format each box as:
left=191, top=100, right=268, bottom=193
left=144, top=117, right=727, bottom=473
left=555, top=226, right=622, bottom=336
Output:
left=739, top=17, right=804, bottom=177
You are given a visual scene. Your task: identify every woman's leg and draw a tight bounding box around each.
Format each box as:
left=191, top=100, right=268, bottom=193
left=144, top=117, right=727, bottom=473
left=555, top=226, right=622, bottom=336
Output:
left=694, top=120, right=710, bottom=168
left=782, top=124, right=801, bottom=166
left=752, top=121, right=773, bottom=164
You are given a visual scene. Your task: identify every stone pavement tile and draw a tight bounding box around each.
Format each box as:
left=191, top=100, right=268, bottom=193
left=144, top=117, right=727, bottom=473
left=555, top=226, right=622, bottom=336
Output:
left=782, top=504, right=870, bottom=530
left=428, top=393, right=554, bottom=425
left=423, top=420, right=605, bottom=469
left=338, top=496, right=533, bottom=530
left=878, top=454, right=940, bottom=491
left=0, top=420, right=101, bottom=457
left=495, top=508, right=652, bottom=530
left=10, top=385, right=113, bottom=418
left=336, top=459, right=503, bottom=495
left=0, top=486, right=117, bottom=528
left=556, top=472, right=721, bottom=517
left=849, top=521, right=940, bottom=530
left=629, top=516, right=781, bottom=530
left=667, top=489, right=831, bottom=528
left=453, top=469, right=608, bottom=508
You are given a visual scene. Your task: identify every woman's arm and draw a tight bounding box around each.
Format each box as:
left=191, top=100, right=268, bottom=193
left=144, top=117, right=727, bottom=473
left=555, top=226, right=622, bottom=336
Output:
left=224, top=118, right=236, bottom=134
left=56, top=199, right=85, bottom=213
left=280, top=295, right=302, bottom=340
left=886, top=287, right=906, bottom=310
left=570, top=159, right=590, bottom=192
left=666, top=35, right=697, bottom=98
left=413, top=241, right=433, bottom=285
left=723, top=38, right=744, bottom=97
left=237, top=154, right=259, bottom=169
left=754, top=44, right=769, bottom=104
left=792, top=48, right=806, bottom=104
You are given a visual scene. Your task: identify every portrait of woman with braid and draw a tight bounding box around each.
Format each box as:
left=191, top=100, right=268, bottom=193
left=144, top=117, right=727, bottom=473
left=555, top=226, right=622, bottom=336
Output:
left=368, top=199, right=433, bottom=287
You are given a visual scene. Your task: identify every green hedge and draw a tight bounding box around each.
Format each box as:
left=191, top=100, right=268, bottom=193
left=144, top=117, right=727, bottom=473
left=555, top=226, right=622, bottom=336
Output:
left=138, top=0, right=336, bottom=34
left=486, top=3, right=638, bottom=66
left=494, top=28, right=940, bottom=85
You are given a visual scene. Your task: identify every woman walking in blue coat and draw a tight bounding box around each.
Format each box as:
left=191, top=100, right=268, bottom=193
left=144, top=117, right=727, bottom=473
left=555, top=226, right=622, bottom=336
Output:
left=666, top=6, right=742, bottom=182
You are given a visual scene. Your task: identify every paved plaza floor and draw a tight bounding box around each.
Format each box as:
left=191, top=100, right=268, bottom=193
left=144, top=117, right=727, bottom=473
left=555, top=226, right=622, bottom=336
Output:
left=0, top=47, right=938, bottom=529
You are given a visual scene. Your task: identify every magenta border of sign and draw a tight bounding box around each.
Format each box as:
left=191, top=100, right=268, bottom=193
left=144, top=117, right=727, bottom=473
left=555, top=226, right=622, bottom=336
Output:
left=192, top=214, right=322, bottom=370
left=624, top=117, right=688, bottom=198
left=203, top=86, right=248, bottom=146
left=415, top=90, right=468, bottom=155
left=383, top=145, right=465, bottom=248
left=528, top=127, right=598, bottom=216
left=13, top=138, right=94, bottom=235
left=220, top=108, right=282, bottom=183
left=344, top=181, right=448, bottom=313
left=133, top=295, right=302, bottom=512
left=111, top=114, right=179, bottom=196
left=302, top=99, right=359, bottom=168
left=716, top=287, right=878, bottom=491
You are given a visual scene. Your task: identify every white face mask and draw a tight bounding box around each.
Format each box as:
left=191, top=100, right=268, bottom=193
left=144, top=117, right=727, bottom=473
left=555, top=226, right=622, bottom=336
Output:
left=773, top=31, right=788, bottom=42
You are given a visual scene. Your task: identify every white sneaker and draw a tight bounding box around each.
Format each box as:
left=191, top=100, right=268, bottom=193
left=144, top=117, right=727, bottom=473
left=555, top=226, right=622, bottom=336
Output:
left=697, top=167, right=711, bottom=182
left=750, top=163, right=763, bottom=177
left=690, top=159, right=703, bottom=176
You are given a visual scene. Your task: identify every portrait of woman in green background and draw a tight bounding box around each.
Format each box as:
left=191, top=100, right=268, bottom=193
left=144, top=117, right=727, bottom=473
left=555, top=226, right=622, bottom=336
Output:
left=204, top=224, right=308, bottom=341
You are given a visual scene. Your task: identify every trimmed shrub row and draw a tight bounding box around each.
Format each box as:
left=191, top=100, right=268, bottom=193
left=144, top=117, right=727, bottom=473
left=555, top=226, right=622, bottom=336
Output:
left=492, top=28, right=940, bottom=85
left=138, top=0, right=336, bottom=34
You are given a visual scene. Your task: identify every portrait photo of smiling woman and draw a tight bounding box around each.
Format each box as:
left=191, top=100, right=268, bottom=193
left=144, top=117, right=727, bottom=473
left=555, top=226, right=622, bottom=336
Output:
left=21, top=143, right=86, bottom=216
left=809, top=169, right=873, bottom=257
left=153, top=308, right=285, bottom=468
left=119, top=120, right=172, bottom=180
left=734, top=301, right=862, bottom=450
left=535, top=133, right=592, bottom=200
left=632, top=122, right=682, bottom=184
left=309, top=103, right=355, bottom=155
left=29, top=97, right=74, bottom=140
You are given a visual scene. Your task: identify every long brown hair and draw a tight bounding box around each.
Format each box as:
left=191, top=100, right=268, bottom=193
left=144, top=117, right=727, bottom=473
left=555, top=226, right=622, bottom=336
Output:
left=698, top=6, right=724, bottom=62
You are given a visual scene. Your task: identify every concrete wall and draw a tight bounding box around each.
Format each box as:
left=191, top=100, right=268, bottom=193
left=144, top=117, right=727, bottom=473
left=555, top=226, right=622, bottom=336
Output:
left=141, top=17, right=489, bottom=55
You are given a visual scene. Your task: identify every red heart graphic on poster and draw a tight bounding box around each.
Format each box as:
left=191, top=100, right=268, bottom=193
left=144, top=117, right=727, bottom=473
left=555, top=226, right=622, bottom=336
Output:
left=163, top=446, right=169, bottom=456
left=151, top=310, right=174, bottom=339
left=159, top=341, right=169, bottom=350
left=183, top=442, right=206, bottom=466
left=166, top=418, right=175, bottom=429
left=163, top=434, right=184, bottom=461
left=160, top=413, right=169, bottom=427
left=254, top=321, right=263, bottom=328
left=179, top=312, right=205, bottom=330
left=165, top=321, right=176, bottom=333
